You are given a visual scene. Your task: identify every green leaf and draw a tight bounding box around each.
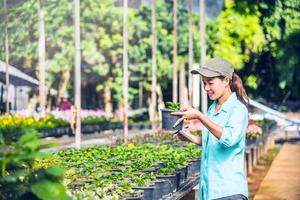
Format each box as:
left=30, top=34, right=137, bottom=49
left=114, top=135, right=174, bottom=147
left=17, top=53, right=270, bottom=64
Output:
left=45, top=167, right=64, bottom=179
left=31, top=180, right=67, bottom=200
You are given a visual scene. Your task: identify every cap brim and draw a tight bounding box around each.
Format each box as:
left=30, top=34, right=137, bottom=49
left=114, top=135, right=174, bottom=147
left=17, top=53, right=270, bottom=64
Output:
left=191, top=68, right=221, bottom=77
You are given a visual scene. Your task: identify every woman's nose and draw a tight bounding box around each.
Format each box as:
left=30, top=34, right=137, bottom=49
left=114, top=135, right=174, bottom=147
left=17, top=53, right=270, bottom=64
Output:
left=204, top=84, right=210, bottom=91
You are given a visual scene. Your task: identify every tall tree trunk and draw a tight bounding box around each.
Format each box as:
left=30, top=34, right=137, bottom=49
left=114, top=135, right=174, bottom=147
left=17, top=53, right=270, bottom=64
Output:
left=151, top=0, right=157, bottom=129
left=74, top=0, right=81, bottom=148
left=103, top=82, right=112, bottom=114
left=172, top=0, right=178, bottom=102
left=156, top=84, right=164, bottom=121
left=123, top=0, right=129, bottom=144
left=188, top=0, right=193, bottom=105
left=139, top=82, right=143, bottom=108
left=148, top=84, right=164, bottom=125
left=58, top=70, right=70, bottom=98
left=3, top=0, right=10, bottom=114
left=200, top=0, right=207, bottom=114
left=179, top=62, right=189, bottom=106
left=38, top=0, right=46, bottom=112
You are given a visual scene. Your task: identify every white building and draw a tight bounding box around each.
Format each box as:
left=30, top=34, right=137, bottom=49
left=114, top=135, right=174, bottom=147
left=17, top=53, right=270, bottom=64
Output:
left=0, top=61, right=39, bottom=111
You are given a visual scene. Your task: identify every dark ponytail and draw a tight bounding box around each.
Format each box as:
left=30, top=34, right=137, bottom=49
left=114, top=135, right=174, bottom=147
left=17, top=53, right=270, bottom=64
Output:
left=230, top=73, right=249, bottom=107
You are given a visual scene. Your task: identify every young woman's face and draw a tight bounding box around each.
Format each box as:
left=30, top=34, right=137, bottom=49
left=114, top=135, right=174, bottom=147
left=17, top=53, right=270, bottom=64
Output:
left=202, top=76, right=229, bottom=100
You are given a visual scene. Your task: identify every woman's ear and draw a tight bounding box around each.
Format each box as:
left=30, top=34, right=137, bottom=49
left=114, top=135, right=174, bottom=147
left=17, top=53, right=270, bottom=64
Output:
left=223, top=76, right=230, bottom=86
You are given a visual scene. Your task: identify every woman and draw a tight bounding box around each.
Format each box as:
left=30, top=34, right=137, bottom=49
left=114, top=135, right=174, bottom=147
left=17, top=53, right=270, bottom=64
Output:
left=172, top=58, right=249, bottom=200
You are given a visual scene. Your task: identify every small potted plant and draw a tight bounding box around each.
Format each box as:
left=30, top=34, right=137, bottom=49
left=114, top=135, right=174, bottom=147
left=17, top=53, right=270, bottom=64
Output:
left=161, top=102, right=183, bottom=131
left=246, top=120, right=263, bottom=145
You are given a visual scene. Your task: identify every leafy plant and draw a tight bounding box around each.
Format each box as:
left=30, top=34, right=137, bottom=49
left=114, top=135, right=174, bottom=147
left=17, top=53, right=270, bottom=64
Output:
left=0, top=128, right=68, bottom=200
left=165, top=102, right=181, bottom=111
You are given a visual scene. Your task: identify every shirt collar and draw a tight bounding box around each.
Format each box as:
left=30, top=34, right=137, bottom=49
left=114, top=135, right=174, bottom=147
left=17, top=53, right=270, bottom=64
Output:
left=210, top=92, right=237, bottom=115
left=219, top=92, right=237, bottom=113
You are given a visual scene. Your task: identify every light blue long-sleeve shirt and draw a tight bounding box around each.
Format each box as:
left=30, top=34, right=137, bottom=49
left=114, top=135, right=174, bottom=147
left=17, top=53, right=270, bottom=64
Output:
left=200, top=92, right=249, bottom=200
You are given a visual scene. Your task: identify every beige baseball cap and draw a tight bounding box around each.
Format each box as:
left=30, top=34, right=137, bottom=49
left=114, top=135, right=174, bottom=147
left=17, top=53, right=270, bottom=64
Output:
left=191, top=57, right=234, bottom=79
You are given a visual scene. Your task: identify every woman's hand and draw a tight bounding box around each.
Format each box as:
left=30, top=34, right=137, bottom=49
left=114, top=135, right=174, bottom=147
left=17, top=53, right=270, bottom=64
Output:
left=171, top=107, right=202, bottom=128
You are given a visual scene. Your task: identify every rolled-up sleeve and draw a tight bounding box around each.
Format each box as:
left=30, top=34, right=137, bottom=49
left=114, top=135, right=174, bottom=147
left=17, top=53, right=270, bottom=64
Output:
left=218, top=105, right=248, bottom=148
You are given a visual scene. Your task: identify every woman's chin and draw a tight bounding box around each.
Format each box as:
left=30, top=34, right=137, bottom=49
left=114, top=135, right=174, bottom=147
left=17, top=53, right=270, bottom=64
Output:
left=208, top=94, right=216, bottom=100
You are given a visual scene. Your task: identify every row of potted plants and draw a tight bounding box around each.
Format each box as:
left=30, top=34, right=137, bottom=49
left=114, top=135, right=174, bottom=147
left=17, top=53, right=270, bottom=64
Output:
left=0, top=114, right=124, bottom=139
left=39, top=143, right=201, bottom=199
left=246, top=119, right=277, bottom=145
left=0, top=114, right=159, bottom=139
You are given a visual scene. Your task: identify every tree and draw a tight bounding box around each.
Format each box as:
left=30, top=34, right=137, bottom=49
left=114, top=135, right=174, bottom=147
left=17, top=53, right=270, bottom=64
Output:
left=150, top=0, right=157, bottom=128
left=172, top=0, right=178, bottom=102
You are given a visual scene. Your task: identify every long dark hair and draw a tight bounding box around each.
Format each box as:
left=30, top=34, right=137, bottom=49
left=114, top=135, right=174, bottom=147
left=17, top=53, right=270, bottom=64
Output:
left=229, top=73, right=249, bottom=107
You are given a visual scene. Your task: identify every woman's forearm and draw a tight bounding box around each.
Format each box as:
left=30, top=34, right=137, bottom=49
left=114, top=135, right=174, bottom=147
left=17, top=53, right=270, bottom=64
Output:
left=197, top=112, right=223, bottom=139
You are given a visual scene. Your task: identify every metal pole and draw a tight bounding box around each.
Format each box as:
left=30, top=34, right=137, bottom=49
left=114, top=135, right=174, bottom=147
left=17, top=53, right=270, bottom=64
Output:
left=74, top=0, right=81, bottom=148
left=3, top=0, right=10, bottom=114
left=188, top=0, right=193, bottom=105
left=38, top=0, right=46, bottom=112
left=123, top=0, right=129, bottom=144
left=151, top=0, right=157, bottom=130
left=172, top=0, right=178, bottom=102
left=200, top=0, right=207, bottom=114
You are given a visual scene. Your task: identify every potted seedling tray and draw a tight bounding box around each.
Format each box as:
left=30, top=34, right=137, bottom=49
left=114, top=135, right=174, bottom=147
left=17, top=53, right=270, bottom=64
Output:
left=161, top=102, right=183, bottom=131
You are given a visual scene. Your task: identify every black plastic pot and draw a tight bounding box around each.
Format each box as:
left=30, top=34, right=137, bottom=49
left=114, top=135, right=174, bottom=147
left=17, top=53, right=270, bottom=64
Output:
left=177, top=166, right=188, bottom=186
left=82, top=124, right=95, bottom=134
left=132, top=186, right=155, bottom=200
left=64, top=126, right=72, bottom=135
left=152, top=180, right=169, bottom=199
left=161, top=109, right=183, bottom=131
left=128, top=124, right=134, bottom=130
left=56, top=126, right=65, bottom=136
left=39, top=128, right=53, bottom=137
left=246, top=137, right=257, bottom=146
left=156, top=174, right=178, bottom=193
left=93, top=124, right=100, bottom=132
left=187, top=158, right=201, bottom=177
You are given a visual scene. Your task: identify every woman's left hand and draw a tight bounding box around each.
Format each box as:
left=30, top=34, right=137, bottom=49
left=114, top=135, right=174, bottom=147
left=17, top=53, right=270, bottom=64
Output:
left=171, top=107, right=202, bottom=128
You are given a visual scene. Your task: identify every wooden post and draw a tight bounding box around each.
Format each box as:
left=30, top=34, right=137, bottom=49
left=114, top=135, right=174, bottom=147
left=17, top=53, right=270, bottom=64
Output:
left=139, top=82, right=143, bottom=108
left=151, top=0, right=157, bottom=130
left=14, top=86, right=17, bottom=111
left=246, top=149, right=252, bottom=174
left=200, top=0, right=207, bottom=114
left=188, top=0, right=193, bottom=105
left=3, top=0, right=10, bottom=114
left=123, top=0, right=129, bottom=144
left=38, top=0, right=46, bottom=112
left=251, top=146, right=257, bottom=168
left=74, top=0, right=81, bottom=148
left=172, top=0, right=178, bottom=103
left=179, top=62, right=188, bottom=105
left=284, top=130, right=288, bottom=141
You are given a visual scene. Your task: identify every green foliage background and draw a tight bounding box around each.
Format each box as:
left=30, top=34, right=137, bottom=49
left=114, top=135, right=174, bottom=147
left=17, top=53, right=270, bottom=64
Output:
left=0, top=0, right=299, bottom=109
